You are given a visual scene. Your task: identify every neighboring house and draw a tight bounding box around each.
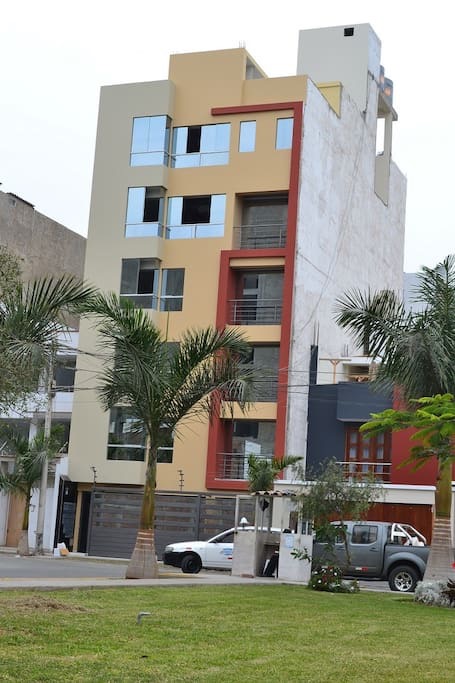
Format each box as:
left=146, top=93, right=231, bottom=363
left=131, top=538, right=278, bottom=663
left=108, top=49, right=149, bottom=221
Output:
left=67, top=23, right=407, bottom=558
left=0, top=191, right=86, bottom=550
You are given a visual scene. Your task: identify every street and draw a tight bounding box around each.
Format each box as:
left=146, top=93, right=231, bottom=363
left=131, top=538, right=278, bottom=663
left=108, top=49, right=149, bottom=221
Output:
left=0, top=553, right=392, bottom=592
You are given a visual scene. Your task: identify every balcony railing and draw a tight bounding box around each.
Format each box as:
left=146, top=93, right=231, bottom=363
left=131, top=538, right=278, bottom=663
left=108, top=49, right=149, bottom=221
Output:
left=229, top=299, right=282, bottom=325
left=226, top=373, right=278, bottom=403
left=233, top=223, right=287, bottom=249
left=216, top=452, right=273, bottom=480
left=337, top=461, right=391, bottom=483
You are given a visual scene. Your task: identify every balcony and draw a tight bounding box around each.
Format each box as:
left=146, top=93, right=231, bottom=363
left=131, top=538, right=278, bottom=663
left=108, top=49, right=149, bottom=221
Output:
left=233, top=223, right=287, bottom=250
left=337, top=461, right=391, bottom=483
left=229, top=299, right=282, bottom=325
left=216, top=452, right=273, bottom=481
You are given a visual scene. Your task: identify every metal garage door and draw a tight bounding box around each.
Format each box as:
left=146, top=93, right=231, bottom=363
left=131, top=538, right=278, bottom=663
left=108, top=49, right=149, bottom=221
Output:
left=87, top=488, right=254, bottom=559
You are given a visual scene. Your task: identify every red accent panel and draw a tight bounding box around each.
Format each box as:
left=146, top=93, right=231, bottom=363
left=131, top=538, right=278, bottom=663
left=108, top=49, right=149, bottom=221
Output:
left=206, top=100, right=304, bottom=489
left=390, top=388, right=455, bottom=485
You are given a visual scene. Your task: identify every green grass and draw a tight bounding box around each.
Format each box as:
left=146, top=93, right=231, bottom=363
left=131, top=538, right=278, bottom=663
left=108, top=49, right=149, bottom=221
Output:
left=0, top=585, right=453, bottom=682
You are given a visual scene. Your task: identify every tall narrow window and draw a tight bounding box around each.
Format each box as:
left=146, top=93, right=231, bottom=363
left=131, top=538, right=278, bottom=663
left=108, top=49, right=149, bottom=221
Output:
left=239, top=121, right=256, bottom=152
left=276, top=118, right=293, bottom=150
left=160, top=268, right=185, bottom=311
left=166, top=194, right=226, bottom=239
left=120, top=258, right=159, bottom=309
left=125, top=187, right=164, bottom=238
left=130, top=116, right=171, bottom=166
left=171, top=123, right=230, bottom=167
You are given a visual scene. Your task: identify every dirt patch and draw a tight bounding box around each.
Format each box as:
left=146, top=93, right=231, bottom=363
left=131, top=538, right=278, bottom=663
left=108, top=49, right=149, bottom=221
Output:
left=1, top=596, right=90, bottom=612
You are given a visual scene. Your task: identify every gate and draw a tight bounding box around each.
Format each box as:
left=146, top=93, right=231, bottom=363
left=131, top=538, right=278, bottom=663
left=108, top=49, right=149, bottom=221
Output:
left=86, top=488, right=254, bottom=559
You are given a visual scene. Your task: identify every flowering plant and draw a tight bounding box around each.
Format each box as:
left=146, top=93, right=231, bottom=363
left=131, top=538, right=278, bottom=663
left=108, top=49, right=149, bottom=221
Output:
left=308, top=565, right=359, bottom=593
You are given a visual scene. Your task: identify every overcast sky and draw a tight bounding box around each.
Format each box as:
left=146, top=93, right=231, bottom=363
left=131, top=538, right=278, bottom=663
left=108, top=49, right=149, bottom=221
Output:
left=1, top=0, right=453, bottom=272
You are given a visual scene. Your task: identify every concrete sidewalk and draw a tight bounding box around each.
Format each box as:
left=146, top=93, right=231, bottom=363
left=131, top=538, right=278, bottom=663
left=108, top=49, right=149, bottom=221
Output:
left=0, top=573, right=279, bottom=591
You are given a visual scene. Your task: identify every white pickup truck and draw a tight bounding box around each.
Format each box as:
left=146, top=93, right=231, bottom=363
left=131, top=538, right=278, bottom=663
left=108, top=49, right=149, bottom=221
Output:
left=313, top=521, right=430, bottom=592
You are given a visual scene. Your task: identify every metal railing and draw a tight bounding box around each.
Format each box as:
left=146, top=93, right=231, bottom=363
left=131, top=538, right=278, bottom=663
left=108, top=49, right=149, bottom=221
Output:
left=216, top=452, right=274, bottom=480
left=233, top=223, right=287, bottom=249
left=337, top=461, right=391, bottom=482
left=227, top=374, right=279, bottom=402
left=229, top=299, right=282, bottom=325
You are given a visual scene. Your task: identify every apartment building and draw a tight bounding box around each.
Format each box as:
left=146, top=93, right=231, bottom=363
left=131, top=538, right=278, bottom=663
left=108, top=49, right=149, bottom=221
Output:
left=68, top=24, right=406, bottom=557
left=0, top=191, right=86, bottom=550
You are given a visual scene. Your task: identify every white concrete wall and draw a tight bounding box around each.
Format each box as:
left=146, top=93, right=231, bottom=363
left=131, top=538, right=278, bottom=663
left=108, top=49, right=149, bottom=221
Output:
left=0, top=491, right=8, bottom=545
left=286, top=76, right=406, bottom=465
left=27, top=456, right=68, bottom=552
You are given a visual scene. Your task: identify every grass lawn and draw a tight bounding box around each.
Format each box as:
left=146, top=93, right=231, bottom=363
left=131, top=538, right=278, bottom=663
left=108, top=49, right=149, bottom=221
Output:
left=0, top=585, right=454, bottom=682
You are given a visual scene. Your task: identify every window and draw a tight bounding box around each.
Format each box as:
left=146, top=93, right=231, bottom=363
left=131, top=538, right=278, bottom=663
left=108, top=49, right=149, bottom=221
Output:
left=160, top=268, right=185, bottom=311
left=130, top=116, right=171, bottom=166
left=120, top=258, right=159, bottom=309
left=125, top=187, right=164, bottom=238
left=351, top=525, right=378, bottom=545
left=107, top=408, right=173, bottom=462
left=157, top=427, right=174, bottom=464
left=345, top=426, right=391, bottom=480
left=171, top=123, right=230, bottom=167
left=107, top=407, right=146, bottom=461
left=231, top=420, right=276, bottom=455
left=239, top=121, right=256, bottom=152
left=54, top=356, right=76, bottom=392
left=166, top=194, right=226, bottom=239
left=275, top=118, right=293, bottom=150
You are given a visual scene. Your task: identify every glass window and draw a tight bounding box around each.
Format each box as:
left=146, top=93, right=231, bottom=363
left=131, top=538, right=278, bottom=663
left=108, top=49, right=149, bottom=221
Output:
left=130, top=116, right=170, bottom=166
left=125, top=187, right=164, bottom=238
left=239, top=121, right=256, bottom=152
left=171, top=123, right=230, bottom=167
left=351, top=525, right=378, bottom=545
left=166, top=195, right=226, bottom=239
left=107, top=407, right=146, bottom=461
left=54, top=356, right=76, bottom=392
left=120, top=258, right=159, bottom=309
left=160, top=268, right=185, bottom=311
left=276, top=118, right=293, bottom=150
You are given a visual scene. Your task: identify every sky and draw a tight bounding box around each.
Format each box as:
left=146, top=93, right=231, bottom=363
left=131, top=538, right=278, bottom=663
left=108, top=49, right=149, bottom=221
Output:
left=1, top=0, right=453, bottom=273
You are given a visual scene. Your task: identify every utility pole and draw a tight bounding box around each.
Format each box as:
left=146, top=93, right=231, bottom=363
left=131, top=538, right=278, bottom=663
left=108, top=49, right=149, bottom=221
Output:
left=35, top=357, right=53, bottom=555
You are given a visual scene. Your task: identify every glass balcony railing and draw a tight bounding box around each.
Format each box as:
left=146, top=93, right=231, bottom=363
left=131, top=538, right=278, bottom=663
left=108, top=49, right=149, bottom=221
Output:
left=229, top=299, right=282, bottom=325
left=233, top=223, right=287, bottom=249
left=337, top=461, right=391, bottom=483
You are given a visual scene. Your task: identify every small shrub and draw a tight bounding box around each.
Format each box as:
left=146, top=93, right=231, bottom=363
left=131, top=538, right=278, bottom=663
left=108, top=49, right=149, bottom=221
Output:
left=308, top=565, right=359, bottom=594
left=414, top=581, right=451, bottom=608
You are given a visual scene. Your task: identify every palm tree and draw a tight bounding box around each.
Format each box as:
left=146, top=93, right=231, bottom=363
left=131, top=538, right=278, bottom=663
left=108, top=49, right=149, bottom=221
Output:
left=0, top=425, right=64, bottom=556
left=247, top=454, right=300, bottom=493
left=87, top=293, right=255, bottom=579
left=335, top=255, right=455, bottom=581
left=0, top=274, right=95, bottom=552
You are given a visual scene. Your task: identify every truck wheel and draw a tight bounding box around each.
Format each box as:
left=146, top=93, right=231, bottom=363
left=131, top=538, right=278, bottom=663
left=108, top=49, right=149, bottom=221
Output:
left=388, top=565, right=419, bottom=592
left=181, top=553, right=202, bottom=574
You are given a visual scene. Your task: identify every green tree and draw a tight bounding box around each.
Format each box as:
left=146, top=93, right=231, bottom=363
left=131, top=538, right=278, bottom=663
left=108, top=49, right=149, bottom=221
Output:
left=361, top=394, right=455, bottom=581
left=295, top=460, right=380, bottom=568
left=335, top=254, right=455, bottom=581
left=0, top=274, right=95, bottom=552
left=0, top=275, right=94, bottom=412
left=87, top=293, right=255, bottom=579
left=247, top=454, right=300, bottom=493
left=0, top=425, right=64, bottom=556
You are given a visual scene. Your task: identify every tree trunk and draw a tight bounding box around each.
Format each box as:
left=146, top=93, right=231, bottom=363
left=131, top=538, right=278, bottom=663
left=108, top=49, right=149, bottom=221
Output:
left=423, top=462, right=455, bottom=582
left=125, top=446, right=159, bottom=579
